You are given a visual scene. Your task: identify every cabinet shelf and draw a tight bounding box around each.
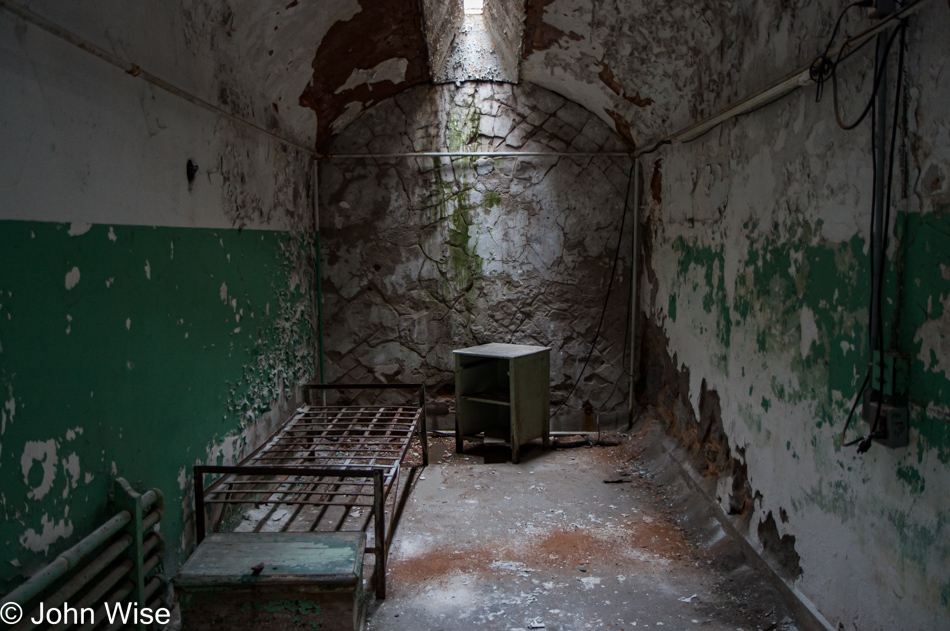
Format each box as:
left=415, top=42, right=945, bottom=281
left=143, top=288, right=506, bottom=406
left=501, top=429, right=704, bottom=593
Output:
left=453, top=343, right=550, bottom=464
left=460, top=390, right=511, bottom=406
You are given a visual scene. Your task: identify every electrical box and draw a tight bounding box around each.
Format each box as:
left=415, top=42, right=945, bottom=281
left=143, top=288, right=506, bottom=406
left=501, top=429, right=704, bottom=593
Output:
left=862, top=390, right=909, bottom=448
left=861, top=353, right=909, bottom=448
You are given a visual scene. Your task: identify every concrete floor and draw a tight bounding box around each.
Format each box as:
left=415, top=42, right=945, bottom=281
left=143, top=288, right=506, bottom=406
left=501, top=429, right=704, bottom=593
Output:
left=369, top=419, right=798, bottom=631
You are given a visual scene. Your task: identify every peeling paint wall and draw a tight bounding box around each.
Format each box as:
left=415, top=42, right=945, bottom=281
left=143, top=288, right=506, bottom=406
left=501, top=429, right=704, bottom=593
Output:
left=421, top=0, right=463, bottom=83
left=521, top=0, right=853, bottom=149
left=319, top=82, right=633, bottom=428
left=298, top=0, right=430, bottom=148
left=638, top=2, right=950, bottom=629
left=430, top=0, right=525, bottom=84
left=0, top=3, right=316, bottom=587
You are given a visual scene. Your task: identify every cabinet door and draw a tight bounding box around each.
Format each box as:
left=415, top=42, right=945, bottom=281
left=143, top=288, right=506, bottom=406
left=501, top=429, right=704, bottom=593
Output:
left=510, top=351, right=550, bottom=448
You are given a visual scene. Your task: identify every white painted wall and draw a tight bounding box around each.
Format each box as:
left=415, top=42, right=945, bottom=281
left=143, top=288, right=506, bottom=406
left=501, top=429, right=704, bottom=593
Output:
left=641, top=2, right=950, bottom=629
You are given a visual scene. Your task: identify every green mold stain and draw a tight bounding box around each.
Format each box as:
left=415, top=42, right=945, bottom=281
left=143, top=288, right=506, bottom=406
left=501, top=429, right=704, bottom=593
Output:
left=896, top=464, right=926, bottom=495
left=796, top=478, right=856, bottom=523
left=671, top=237, right=731, bottom=349
left=885, top=508, right=947, bottom=571
left=898, top=212, right=950, bottom=464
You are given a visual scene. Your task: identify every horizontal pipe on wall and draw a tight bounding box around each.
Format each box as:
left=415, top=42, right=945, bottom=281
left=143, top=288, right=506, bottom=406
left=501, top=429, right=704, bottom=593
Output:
left=0, top=0, right=316, bottom=157
left=58, top=560, right=133, bottom=631
left=0, top=512, right=132, bottom=607
left=428, top=429, right=621, bottom=437
left=17, top=535, right=134, bottom=631
left=16, top=521, right=162, bottom=631
left=319, top=151, right=636, bottom=159
left=77, top=556, right=163, bottom=631
left=78, top=583, right=132, bottom=631
left=659, top=0, right=925, bottom=148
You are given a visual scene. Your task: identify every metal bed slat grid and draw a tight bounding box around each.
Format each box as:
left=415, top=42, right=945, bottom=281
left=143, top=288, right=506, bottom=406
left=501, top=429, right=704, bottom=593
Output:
left=194, top=383, right=428, bottom=600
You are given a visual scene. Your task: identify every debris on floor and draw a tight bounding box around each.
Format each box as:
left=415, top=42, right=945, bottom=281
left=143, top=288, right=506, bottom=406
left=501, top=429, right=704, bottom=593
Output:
left=370, top=419, right=799, bottom=631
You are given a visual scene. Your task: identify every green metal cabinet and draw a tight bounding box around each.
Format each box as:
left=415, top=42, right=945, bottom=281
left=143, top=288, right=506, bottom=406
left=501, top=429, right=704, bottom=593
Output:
left=453, top=343, right=551, bottom=463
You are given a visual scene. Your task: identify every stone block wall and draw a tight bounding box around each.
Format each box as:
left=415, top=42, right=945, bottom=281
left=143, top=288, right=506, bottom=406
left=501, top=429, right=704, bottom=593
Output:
left=319, top=82, right=633, bottom=429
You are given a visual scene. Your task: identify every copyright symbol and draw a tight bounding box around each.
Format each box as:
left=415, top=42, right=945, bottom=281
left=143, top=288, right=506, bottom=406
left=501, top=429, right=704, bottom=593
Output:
left=0, top=602, right=22, bottom=625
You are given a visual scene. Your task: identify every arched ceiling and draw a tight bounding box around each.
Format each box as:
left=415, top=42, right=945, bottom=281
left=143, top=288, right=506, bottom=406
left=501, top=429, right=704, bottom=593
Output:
left=170, top=0, right=840, bottom=151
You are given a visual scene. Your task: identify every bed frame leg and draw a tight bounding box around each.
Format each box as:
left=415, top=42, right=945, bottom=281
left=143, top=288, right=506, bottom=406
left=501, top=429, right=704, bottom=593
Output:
left=373, top=470, right=386, bottom=599
left=194, top=466, right=206, bottom=544
left=419, top=385, right=429, bottom=467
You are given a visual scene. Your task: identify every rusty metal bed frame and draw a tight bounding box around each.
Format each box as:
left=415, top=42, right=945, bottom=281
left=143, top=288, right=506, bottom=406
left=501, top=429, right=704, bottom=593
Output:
left=193, top=383, right=428, bottom=599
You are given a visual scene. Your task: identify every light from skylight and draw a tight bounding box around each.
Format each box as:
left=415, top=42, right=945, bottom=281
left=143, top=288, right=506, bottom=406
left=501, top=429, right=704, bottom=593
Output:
left=463, top=0, right=484, bottom=15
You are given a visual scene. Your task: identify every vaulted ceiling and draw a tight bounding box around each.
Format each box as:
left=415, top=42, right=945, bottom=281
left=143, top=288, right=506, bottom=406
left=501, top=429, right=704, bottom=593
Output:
left=99, top=0, right=842, bottom=152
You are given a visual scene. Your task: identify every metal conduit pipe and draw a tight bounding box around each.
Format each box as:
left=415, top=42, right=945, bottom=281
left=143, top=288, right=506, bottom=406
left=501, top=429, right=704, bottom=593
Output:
left=654, top=0, right=924, bottom=150
left=79, top=584, right=131, bottom=631
left=60, top=534, right=163, bottom=631
left=0, top=0, right=316, bottom=158
left=79, top=555, right=163, bottom=631
left=17, top=535, right=133, bottom=631
left=321, top=151, right=634, bottom=158
left=628, top=158, right=641, bottom=427
left=96, top=577, right=163, bottom=631
left=16, top=521, right=162, bottom=631
left=0, top=512, right=132, bottom=607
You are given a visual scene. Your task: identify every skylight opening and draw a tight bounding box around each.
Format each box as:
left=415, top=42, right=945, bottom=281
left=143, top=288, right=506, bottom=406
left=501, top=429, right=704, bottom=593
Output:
left=463, top=0, right=484, bottom=16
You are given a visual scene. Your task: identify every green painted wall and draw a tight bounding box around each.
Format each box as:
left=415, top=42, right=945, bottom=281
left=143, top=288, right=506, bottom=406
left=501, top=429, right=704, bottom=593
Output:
left=0, top=220, right=315, bottom=589
left=649, top=199, right=950, bottom=624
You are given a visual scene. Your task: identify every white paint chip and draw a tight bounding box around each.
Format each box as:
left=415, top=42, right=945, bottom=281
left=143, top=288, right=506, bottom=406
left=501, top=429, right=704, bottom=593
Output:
left=21, top=439, right=58, bottom=500
left=2, top=391, right=15, bottom=435
left=220, top=282, right=228, bottom=302
left=65, top=266, right=81, bottom=290
left=68, top=222, right=92, bottom=236
left=800, top=306, right=818, bottom=359
left=126, top=318, right=131, bottom=330
left=107, top=227, right=117, bottom=242
left=144, top=260, right=151, bottom=280
left=335, top=58, right=409, bottom=94
left=19, top=514, right=73, bottom=554
left=63, top=453, right=80, bottom=490
left=105, top=277, right=114, bottom=288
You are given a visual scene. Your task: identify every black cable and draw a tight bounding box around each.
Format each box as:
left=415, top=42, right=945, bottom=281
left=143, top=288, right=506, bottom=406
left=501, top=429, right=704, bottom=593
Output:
left=840, top=27, right=880, bottom=447
left=811, top=2, right=872, bottom=102
left=831, top=23, right=903, bottom=130
left=840, top=69, right=879, bottom=447
left=869, top=21, right=906, bottom=444
left=840, top=21, right=907, bottom=452
left=551, top=164, right=634, bottom=419
left=620, top=264, right=633, bottom=379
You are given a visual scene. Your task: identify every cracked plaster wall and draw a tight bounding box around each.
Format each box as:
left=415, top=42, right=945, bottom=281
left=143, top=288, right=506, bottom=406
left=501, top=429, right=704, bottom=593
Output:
left=319, top=81, right=633, bottom=429
left=521, top=0, right=865, bottom=149
left=0, top=2, right=316, bottom=587
left=638, top=2, right=950, bottom=629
